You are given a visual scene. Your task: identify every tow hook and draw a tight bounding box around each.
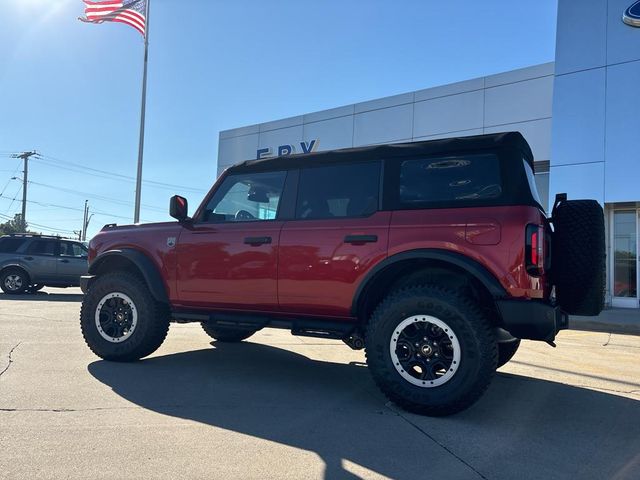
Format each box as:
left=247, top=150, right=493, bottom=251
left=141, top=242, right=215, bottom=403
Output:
left=343, top=331, right=365, bottom=350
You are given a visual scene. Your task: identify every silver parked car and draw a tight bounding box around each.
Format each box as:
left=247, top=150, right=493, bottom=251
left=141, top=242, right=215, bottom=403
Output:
left=0, top=234, right=88, bottom=294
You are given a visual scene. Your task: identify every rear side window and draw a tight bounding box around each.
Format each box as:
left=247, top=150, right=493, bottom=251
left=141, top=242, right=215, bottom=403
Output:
left=0, top=238, right=25, bottom=253
left=296, top=162, right=380, bottom=219
left=26, top=239, right=56, bottom=256
left=399, top=154, right=502, bottom=207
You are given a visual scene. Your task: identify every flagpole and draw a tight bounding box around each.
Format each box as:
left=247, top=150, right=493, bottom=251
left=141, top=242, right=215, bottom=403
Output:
left=133, top=0, right=150, bottom=223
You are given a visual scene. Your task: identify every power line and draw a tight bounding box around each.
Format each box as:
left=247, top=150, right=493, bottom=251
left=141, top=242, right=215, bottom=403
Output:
left=0, top=194, right=149, bottom=222
left=27, top=180, right=166, bottom=213
left=0, top=212, right=75, bottom=235
left=35, top=153, right=207, bottom=194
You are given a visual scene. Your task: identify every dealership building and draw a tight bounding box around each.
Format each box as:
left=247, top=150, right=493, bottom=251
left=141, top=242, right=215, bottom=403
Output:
left=217, top=0, right=640, bottom=310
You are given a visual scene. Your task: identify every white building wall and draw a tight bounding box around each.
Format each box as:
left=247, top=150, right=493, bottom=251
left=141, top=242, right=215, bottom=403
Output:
left=217, top=63, right=555, bottom=181
left=551, top=0, right=640, bottom=206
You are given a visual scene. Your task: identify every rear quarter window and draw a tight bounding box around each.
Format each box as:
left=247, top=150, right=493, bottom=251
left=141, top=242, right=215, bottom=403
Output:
left=398, top=154, right=502, bottom=207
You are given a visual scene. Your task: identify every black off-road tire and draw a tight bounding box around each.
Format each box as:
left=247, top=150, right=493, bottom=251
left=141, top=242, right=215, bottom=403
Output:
left=201, top=323, right=257, bottom=342
left=497, top=339, right=521, bottom=368
left=0, top=267, right=30, bottom=294
left=552, top=200, right=605, bottom=316
left=365, top=285, right=497, bottom=416
left=80, top=272, right=170, bottom=361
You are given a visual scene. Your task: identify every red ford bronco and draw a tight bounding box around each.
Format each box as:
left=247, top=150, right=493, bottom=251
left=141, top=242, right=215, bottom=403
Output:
left=80, top=132, right=605, bottom=416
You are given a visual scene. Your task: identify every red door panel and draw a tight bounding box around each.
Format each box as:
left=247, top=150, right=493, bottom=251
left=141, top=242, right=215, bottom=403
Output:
left=278, top=212, right=391, bottom=318
left=176, top=221, right=283, bottom=310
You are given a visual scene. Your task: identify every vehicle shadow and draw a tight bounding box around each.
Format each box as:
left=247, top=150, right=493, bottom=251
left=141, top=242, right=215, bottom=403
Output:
left=0, top=292, right=83, bottom=302
left=88, top=342, right=640, bottom=480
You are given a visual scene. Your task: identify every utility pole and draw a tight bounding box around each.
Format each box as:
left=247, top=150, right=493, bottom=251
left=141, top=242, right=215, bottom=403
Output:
left=81, top=200, right=93, bottom=241
left=10, top=151, right=38, bottom=232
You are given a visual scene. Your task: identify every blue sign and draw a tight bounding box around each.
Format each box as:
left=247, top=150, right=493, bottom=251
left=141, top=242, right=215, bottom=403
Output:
left=623, top=1, right=640, bottom=27
left=257, top=139, right=318, bottom=159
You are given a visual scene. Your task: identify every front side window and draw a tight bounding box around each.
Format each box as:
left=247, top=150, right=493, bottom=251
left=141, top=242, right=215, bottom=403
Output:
left=60, top=242, right=88, bottom=257
left=295, top=162, right=380, bottom=219
left=399, top=154, right=502, bottom=207
left=201, top=171, right=286, bottom=222
left=26, top=239, right=56, bottom=256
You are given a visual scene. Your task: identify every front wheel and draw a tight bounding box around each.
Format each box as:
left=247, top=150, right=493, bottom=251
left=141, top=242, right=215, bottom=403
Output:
left=80, top=272, right=170, bottom=362
left=365, top=285, right=497, bottom=416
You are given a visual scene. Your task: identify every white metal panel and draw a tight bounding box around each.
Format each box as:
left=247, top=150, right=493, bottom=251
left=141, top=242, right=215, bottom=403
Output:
left=258, top=125, right=304, bottom=154
left=605, top=60, right=640, bottom=203
left=549, top=162, right=605, bottom=210
left=551, top=68, right=606, bottom=166
left=353, top=104, right=413, bottom=146
left=484, top=76, right=554, bottom=126
left=303, top=105, right=355, bottom=124
left=259, top=116, right=304, bottom=133
left=413, top=129, right=484, bottom=142
left=412, top=90, right=484, bottom=138
left=302, top=116, right=354, bottom=152
left=354, top=92, right=414, bottom=114
left=555, top=0, right=607, bottom=75
left=484, top=118, right=552, bottom=161
left=219, top=124, right=260, bottom=140
left=484, top=63, right=555, bottom=88
left=607, top=0, right=640, bottom=66
left=414, top=77, right=484, bottom=102
left=217, top=133, right=260, bottom=168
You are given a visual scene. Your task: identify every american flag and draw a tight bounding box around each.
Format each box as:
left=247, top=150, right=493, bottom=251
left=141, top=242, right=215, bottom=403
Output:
left=79, top=0, right=147, bottom=37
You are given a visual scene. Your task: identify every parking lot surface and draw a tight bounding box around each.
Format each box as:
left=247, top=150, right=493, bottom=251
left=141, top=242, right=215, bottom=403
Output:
left=1, top=289, right=639, bottom=480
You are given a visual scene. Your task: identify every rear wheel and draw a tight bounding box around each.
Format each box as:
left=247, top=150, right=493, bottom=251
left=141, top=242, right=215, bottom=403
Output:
left=80, top=272, right=170, bottom=361
left=1, top=268, right=29, bottom=294
left=365, top=285, right=497, bottom=416
left=201, top=323, right=257, bottom=342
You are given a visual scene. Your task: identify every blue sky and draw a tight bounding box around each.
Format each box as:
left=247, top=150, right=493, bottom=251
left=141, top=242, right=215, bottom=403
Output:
left=0, top=0, right=558, bottom=238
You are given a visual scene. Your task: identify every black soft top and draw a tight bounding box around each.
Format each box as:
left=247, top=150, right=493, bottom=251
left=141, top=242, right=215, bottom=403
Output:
left=226, top=132, right=534, bottom=174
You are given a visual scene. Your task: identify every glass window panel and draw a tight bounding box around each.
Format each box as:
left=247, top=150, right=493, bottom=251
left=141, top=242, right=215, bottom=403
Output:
left=613, top=210, right=637, bottom=298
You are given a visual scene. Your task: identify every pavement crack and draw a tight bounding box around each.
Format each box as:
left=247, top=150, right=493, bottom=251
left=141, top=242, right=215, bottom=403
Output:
left=385, top=402, right=489, bottom=480
left=0, top=342, right=21, bottom=379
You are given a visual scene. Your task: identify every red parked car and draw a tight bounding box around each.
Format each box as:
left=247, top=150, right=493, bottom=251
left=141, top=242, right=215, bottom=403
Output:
left=80, top=132, right=605, bottom=415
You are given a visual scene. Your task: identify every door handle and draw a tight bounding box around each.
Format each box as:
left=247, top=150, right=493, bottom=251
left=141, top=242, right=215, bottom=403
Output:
left=59, top=259, right=70, bottom=263
left=23, top=256, right=34, bottom=261
left=344, top=234, right=378, bottom=244
left=244, top=236, right=272, bottom=246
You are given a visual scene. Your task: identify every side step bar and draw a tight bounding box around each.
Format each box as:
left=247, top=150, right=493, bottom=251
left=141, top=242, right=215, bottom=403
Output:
left=172, top=310, right=357, bottom=341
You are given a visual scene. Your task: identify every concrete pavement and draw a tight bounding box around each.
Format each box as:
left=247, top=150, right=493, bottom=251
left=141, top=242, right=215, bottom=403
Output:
left=1, top=288, right=639, bottom=480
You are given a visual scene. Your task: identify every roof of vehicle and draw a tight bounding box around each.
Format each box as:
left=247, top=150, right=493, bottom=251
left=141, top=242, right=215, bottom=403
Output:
left=0, top=233, right=71, bottom=240
left=227, top=132, right=534, bottom=174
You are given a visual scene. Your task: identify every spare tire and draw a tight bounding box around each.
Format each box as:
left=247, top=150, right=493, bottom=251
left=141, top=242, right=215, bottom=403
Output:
left=551, top=199, right=605, bottom=316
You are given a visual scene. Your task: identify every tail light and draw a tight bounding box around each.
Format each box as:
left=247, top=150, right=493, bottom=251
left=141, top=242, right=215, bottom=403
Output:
left=525, top=224, right=545, bottom=276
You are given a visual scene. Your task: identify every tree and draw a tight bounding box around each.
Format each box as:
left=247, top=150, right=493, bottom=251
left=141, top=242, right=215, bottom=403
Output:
left=0, top=214, right=33, bottom=235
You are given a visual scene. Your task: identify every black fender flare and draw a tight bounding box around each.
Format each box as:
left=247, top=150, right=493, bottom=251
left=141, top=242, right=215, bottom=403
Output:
left=88, top=249, right=169, bottom=303
left=351, top=249, right=507, bottom=316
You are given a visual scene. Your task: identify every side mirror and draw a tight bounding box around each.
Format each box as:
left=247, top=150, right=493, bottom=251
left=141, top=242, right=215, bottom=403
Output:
left=170, top=195, right=189, bottom=221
